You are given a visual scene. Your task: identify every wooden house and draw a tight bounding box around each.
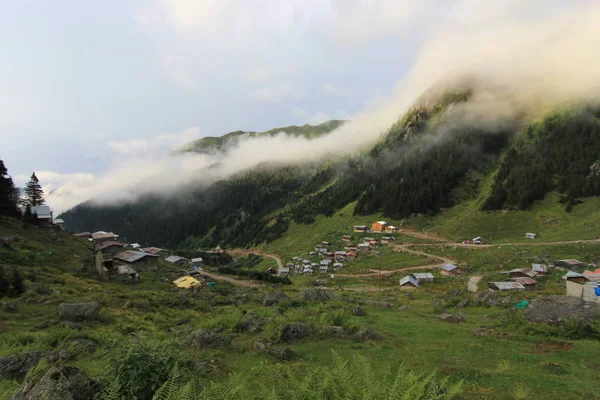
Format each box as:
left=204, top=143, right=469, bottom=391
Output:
left=410, top=272, right=434, bottom=283
left=556, top=259, right=584, bottom=270
left=30, top=205, right=53, bottom=227
left=353, top=225, right=368, bottom=233
left=371, top=221, right=388, bottom=232
left=563, top=271, right=589, bottom=284
left=488, top=282, right=526, bottom=291
left=526, top=232, right=538, bottom=239
left=142, top=247, right=170, bottom=259
left=357, top=243, right=370, bottom=252
left=399, top=275, right=419, bottom=289
left=91, top=231, right=120, bottom=245
left=346, top=252, right=356, bottom=260
left=508, top=276, right=538, bottom=289
left=368, top=240, right=380, bottom=248
left=505, top=268, right=537, bottom=278
left=384, top=225, right=397, bottom=233
left=191, top=257, right=203, bottom=268
left=114, top=251, right=159, bottom=272
left=342, top=235, right=353, bottom=241
left=441, top=264, right=464, bottom=276
left=165, top=255, right=189, bottom=266
left=531, top=263, right=548, bottom=276
left=381, top=236, right=395, bottom=244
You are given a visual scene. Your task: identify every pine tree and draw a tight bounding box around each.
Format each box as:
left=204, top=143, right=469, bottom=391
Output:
left=10, top=270, right=25, bottom=297
left=0, top=157, right=20, bottom=217
left=0, top=266, right=9, bottom=297
left=24, top=172, right=45, bottom=207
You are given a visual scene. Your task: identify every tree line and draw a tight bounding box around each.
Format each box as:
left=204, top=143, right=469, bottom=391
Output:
left=0, top=156, right=47, bottom=223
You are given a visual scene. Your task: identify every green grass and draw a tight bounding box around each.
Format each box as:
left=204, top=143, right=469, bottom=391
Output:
left=411, top=193, right=600, bottom=243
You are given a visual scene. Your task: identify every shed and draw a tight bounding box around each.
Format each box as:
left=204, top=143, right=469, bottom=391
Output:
left=508, top=276, right=538, bottom=289
left=505, top=268, right=537, bottom=278
left=125, top=243, right=142, bottom=249
left=385, top=225, right=397, bottom=233
left=488, top=282, right=526, bottom=291
left=303, top=267, right=314, bottom=275
left=563, top=271, right=589, bottom=284
left=319, top=265, right=329, bottom=273
left=173, top=276, right=202, bottom=289
left=142, top=247, right=170, bottom=259
left=531, top=263, right=548, bottom=275
left=441, top=264, right=463, bottom=276
left=410, top=272, right=434, bottom=283
left=358, top=243, right=370, bottom=252
left=399, top=275, right=419, bottom=289
left=322, top=241, right=331, bottom=246
left=353, top=225, right=368, bottom=232
left=114, top=251, right=159, bottom=272
left=31, top=205, right=53, bottom=227
left=472, top=236, right=488, bottom=244
left=320, top=259, right=332, bottom=266
left=381, top=236, right=395, bottom=244
left=556, top=259, right=584, bottom=270
left=342, top=235, right=353, bottom=241
left=165, top=255, right=189, bottom=266
left=91, top=231, right=120, bottom=245
left=526, top=233, right=538, bottom=239
left=281, top=268, right=290, bottom=276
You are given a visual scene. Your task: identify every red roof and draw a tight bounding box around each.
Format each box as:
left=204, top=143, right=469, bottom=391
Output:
left=142, top=247, right=166, bottom=254
left=95, top=241, right=126, bottom=251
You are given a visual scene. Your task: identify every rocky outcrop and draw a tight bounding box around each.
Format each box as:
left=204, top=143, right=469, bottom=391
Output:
left=239, top=311, right=266, bottom=333
left=263, top=291, right=288, bottom=307
left=10, top=366, right=95, bottom=400
left=301, top=288, right=334, bottom=302
left=0, top=351, right=72, bottom=380
left=351, top=305, right=366, bottom=316
left=524, top=296, right=600, bottom=325
left=266, top=347, right=294, bottom=361
left=438, top=312, right=467, bottom=323
left=58, top=302, right=101, bottom=322
left=188, top=329, right=233, bottom=349
left=281, top=323, right=312, bottom=341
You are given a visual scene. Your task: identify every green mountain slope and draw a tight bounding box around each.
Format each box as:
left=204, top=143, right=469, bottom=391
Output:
left=60, top=89, right=600, bottom=252
left=178, top=120, right=347, bottom=154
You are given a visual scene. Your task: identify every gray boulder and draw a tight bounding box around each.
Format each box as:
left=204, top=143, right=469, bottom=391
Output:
left=58, top=302, right=101, bottom=322
left=473, top=290, right=505, bottom=306
left=239, top=311, right=265, bottom=333
left=353, top=328, right=379, bottom=342
left=281, top=323, right=312, bottom=341
left=29, top=283, right=51, bottom=295
left=266, top=347, right=294, bottom=361
left=438, top=312, right=467, bottom=323
left=351, top=305, right=366, bottom=316
left=188, top=329, right=233, bottom=349
left=263, top=291, right=288, bottom=307
left=397, top=305, right=408, bottom=311
left=0, top=351, right=73, bottom=380
left=301, top=288, right=334, bottom=302
left=9, top=366, right=95, bottom=400
left=524, top=295, right=600, bottom=325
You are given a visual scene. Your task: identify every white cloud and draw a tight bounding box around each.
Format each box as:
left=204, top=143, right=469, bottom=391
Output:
left=291, top=107, right=308, bottom=117
left=318, top=82, right=352, bottom=97
left=107, top=127, right=201, bottom=155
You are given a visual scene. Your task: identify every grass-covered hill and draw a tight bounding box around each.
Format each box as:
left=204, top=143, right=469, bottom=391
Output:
left=178, top=119, right=347, bottom=154
left=60, top=89, right=600, bottom=252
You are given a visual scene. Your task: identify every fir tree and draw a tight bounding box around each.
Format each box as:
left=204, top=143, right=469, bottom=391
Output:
left=10, top=270, right=25, bottom=297
left=0, top=157, right=20, bottom=217
left=24, top=172, right=45, bottom=207
left=0, top=266, right=9, bottom=297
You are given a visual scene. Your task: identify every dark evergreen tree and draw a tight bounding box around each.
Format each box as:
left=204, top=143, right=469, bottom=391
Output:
left=10, top=270, right=25, bottom=297
left=24, top=172, right=45, bottom=207
left=0, top=266, right=9, bottom=297
left=0, top=157, right=20, bottom=217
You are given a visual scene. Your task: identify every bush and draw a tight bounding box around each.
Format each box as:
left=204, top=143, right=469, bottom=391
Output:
left=215, top=266, right=292, bottom=284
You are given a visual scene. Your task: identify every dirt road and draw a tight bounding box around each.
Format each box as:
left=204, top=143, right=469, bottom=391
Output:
left=200, top=271, right=263, bottom=288
left=228, top=248, right=284, bottom=274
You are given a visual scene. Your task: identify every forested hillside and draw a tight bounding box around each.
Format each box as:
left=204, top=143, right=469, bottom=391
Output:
left=178, top=120, right=346, bottom=154
left=61, top=90, right=600, bottom=251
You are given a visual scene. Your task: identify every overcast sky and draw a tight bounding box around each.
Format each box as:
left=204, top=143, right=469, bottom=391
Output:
left=0, top=0, right=429, bottom=184
left=1, top=0, right=596, bottom=196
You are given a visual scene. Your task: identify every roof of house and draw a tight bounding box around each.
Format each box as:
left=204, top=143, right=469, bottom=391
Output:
left=281, top=267, right=290, bottom=273
left=442, top=264, right=460, bottom=271
left=583, top=274, right=600, bottom=282
left=320, top=260, right=332, bottom=265
left=333, top=262, right=344, bottom=267
left=31, top=205, right=52, bottom=219
left=335, top=251, right=347, bottom=255
left=319, top=265, right=328, bottom=270
left=165, top=255, right=188, bottom=263
left=73, top=232, right=91, bottom=237
left=354, top=225, right=367, bottom=228
left=412, top=272, right=434, bottom=280
left=473, top=236, right=483, bottom=241
left=127, top=243, right=141, bottom=248
left=114, top=251, right=159, bottom=263
left=53, top=218, right=65, bottom=224
left=526, top=232, right=537, bottom=236
left=399, top=275, right=419, bottom=287
left=358, top=243, right=370, bottom=247
left=191, top=257, right=204, bottom=263
left=508, top=277, right=538, bottom=285
left=386, top=225, right=396, bottom=229
left=531, top=263, right=547, bottom=272
left=564, top=271, right=586, bottom=279
left=489, top=282, right=526, bottom=290
left=95, top=241, right=126, bottom=251
left=92, top=231, right=119, bottom=239
left=557, top=259, right=583, bottom=265
left=142, top=247, right=166, bottom=254
left=376, top=221, right=388, bottom=225
left=303, top=267, right=313, bottom=272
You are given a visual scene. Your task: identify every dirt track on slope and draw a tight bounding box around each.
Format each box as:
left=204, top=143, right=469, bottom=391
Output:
left=227, top=249, right=284, bottom=274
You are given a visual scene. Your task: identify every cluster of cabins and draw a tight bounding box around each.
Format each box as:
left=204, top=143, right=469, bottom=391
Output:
left=563, top=261, right=600, bottom=304
left=398, top=263, right=465, bottom=289
left=353, top=221, right=397, bottom=234
left=75, top=231, right=204, bottom=282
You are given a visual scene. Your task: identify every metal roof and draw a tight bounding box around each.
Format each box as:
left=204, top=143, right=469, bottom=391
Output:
left=508, top=277, right=538, bottom=285
left=53, top=218, right=65, bottom=224
left=489, top=281, right=526, bottom=290
left=31, top=205, right=52, bottom=219
left=557, top=259, right=583, bottom=265
left=320, top=260, right=332, bottom=265
left=281, top=268, right=290, bottom=273
left=564, top=271, right=585, bottom=279
left=73, top=232, right=91, bottom=237
left=95, top=241, right=126, bottom=251
left=399, top=275, right=419, bottom=287
left=442, top=264, right=459, bottom=271
left=165, top=255, right=188, bottom=263
left=412, top=272, right=434, bottom=279
left=114, top=251, right=158, bottom=263
left=191, top=257, right=203, bottom=263
left=92, top=231, right=119, bottom=239
left=142, top=247, right=166, bottom=254
left=531, top=263, right=547, bottom=272
left=376, top=221, right=388, bottom=225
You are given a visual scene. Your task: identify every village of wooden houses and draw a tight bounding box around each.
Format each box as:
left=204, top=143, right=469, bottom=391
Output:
left=73, top=216, right=600, bottom=304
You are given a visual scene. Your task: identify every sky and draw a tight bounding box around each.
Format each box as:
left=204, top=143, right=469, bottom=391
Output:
left=1, top=0, right=599, bottom=213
